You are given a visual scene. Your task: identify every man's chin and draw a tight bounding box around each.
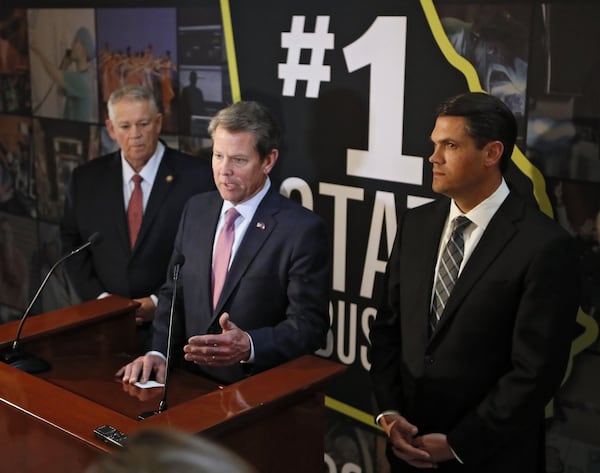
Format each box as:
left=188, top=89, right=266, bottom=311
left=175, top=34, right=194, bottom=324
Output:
left=218, top=189, right=240, bottom=204
left=126, top=150, right=152, bottom=163
left=431, top=182, right=443, bottom=194
left=130, top=148, right=149, bottom=157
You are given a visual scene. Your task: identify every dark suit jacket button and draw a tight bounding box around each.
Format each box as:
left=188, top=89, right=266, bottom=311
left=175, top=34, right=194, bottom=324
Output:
left=425, top=355, right=434, bottom=365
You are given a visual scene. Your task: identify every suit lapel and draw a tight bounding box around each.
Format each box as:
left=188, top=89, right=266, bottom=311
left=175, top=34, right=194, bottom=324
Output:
left=106, top=153, right=131, bottom=255
left=201, top=195, right=223, bottom=317
left=430, top=192, right=523, bottom=339
left=132, top=149, right=176, bottom=254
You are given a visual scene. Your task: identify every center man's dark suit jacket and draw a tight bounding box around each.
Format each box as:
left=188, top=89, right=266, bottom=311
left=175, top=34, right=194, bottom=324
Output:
left=60, top=146, right=214, bottom=312
left=370, top=191, right=580, bottom=473
left=152, top=188, right=331, bottom=384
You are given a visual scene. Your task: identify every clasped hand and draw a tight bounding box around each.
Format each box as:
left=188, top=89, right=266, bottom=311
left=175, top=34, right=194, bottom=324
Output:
left=383, top=414, right=454, bottom=469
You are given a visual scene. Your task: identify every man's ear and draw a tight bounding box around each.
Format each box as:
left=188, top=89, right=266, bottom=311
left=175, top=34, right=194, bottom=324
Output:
left=484, top=140, right=504, bottom=168
left=105, top=119, right=116, bottom=141
left=155, top=113, right=163, bottom=134
left=262, top=149, right=279, bottom=175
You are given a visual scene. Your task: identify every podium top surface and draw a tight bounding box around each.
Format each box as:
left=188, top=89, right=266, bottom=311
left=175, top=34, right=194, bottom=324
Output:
left=0, top=296, right=346, bottom=452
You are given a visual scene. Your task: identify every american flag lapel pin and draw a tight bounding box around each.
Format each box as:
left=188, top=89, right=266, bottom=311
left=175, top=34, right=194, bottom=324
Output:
left=256, top=222, right=266, bottom=230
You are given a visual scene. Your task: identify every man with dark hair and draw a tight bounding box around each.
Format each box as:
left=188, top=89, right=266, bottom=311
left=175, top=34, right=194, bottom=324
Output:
left=61, top=84, right=214, bottom=352
left=117, top=100, right=330, bottom=384
left=370, top=91, right=579, bottom=472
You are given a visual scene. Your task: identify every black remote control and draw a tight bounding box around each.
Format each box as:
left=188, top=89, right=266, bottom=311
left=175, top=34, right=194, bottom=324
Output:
left=93, top=425, right=128, bottom=448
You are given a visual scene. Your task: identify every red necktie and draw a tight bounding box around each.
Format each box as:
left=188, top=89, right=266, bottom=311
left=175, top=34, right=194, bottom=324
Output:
left=212, top=208, right=240, bottom=308
left=127, top=174, right=143, bottom=248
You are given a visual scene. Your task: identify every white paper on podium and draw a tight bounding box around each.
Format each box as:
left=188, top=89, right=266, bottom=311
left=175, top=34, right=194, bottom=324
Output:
left=134, top=380, right=164, bottom=389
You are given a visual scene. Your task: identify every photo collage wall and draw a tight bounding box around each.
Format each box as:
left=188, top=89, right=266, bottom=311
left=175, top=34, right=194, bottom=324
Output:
left=0, top=5, right=230, bottom=321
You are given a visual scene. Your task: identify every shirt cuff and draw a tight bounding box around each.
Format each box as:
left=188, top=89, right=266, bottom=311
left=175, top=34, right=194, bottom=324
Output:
left=150, top=294, right=158, bottom=306
left=240, top=332, right=255, bottom=363
left=449, top=444, right=463, bottom=464
left=375, top=410, right=401, bottom=426
left=146, top=350, right=166, bottom=361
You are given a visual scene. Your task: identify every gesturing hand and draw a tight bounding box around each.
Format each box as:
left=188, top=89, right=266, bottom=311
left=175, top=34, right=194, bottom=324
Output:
left=184, top=313, right=251, bottom=366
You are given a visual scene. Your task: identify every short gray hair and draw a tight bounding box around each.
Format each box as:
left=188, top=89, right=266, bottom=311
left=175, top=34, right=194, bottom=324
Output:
left=107, top=85, right=159, bottom=121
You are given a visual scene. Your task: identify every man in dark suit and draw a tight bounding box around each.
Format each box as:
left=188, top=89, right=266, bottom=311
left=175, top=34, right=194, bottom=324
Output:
left=369, top=92, right=579, bottom=472
left=118, top=100, right=330, bottom=384
left=61, top=85, right=214, bottom=352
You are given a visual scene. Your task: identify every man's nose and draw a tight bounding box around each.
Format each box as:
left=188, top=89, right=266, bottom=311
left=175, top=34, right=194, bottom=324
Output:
left=129, top=125, right=143, bottom=136
left=428, top=147, right=441, bottom=164
left=219, top=158, right=234, bottom=174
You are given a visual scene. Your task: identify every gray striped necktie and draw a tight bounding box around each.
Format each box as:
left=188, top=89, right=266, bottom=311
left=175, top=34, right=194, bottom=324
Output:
left=430, top=216, right=471, bottom=332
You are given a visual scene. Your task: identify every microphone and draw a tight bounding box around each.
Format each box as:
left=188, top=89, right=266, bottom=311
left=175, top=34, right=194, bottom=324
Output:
left=139, top=253, right=185, bottom=419
left=1, top=232, right=103, bottom=373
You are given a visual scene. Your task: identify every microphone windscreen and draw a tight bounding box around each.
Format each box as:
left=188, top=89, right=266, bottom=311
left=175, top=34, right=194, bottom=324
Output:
left=88, top=232, right=103, bottom=246
left=173, top=253, right=185, bottom=267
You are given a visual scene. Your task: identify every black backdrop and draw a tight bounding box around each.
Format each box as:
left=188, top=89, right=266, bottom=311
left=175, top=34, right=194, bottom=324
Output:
left=1, top=1, right=599, bottom=471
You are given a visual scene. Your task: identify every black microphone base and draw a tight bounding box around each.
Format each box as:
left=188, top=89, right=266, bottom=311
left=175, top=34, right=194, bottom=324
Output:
left=2, top=349, right=51, bottom=374
left=138, top=404, right=166, bottom=420
left=137, top=410, right=159, bottom=420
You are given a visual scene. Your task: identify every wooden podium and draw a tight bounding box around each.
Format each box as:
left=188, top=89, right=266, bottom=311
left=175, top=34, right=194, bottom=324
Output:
left=0, top=296, right=345, bottom=472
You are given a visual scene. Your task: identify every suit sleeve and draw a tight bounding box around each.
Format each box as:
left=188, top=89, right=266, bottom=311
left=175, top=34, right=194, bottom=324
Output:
left=448, top=232, right=580, bottom=465
left=151, top=202, right=189, bottom=356
left=369, top=214, right=407, bottom=414
left=60, top=170, right=105, bottom=300
left=247, top=212, right=331, bottom=372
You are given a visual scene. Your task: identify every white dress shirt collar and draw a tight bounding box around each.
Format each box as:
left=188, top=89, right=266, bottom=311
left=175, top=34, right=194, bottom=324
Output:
left=436, top=178, right=510, bottom=276
left=448, top=178, right=510, bottom=231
